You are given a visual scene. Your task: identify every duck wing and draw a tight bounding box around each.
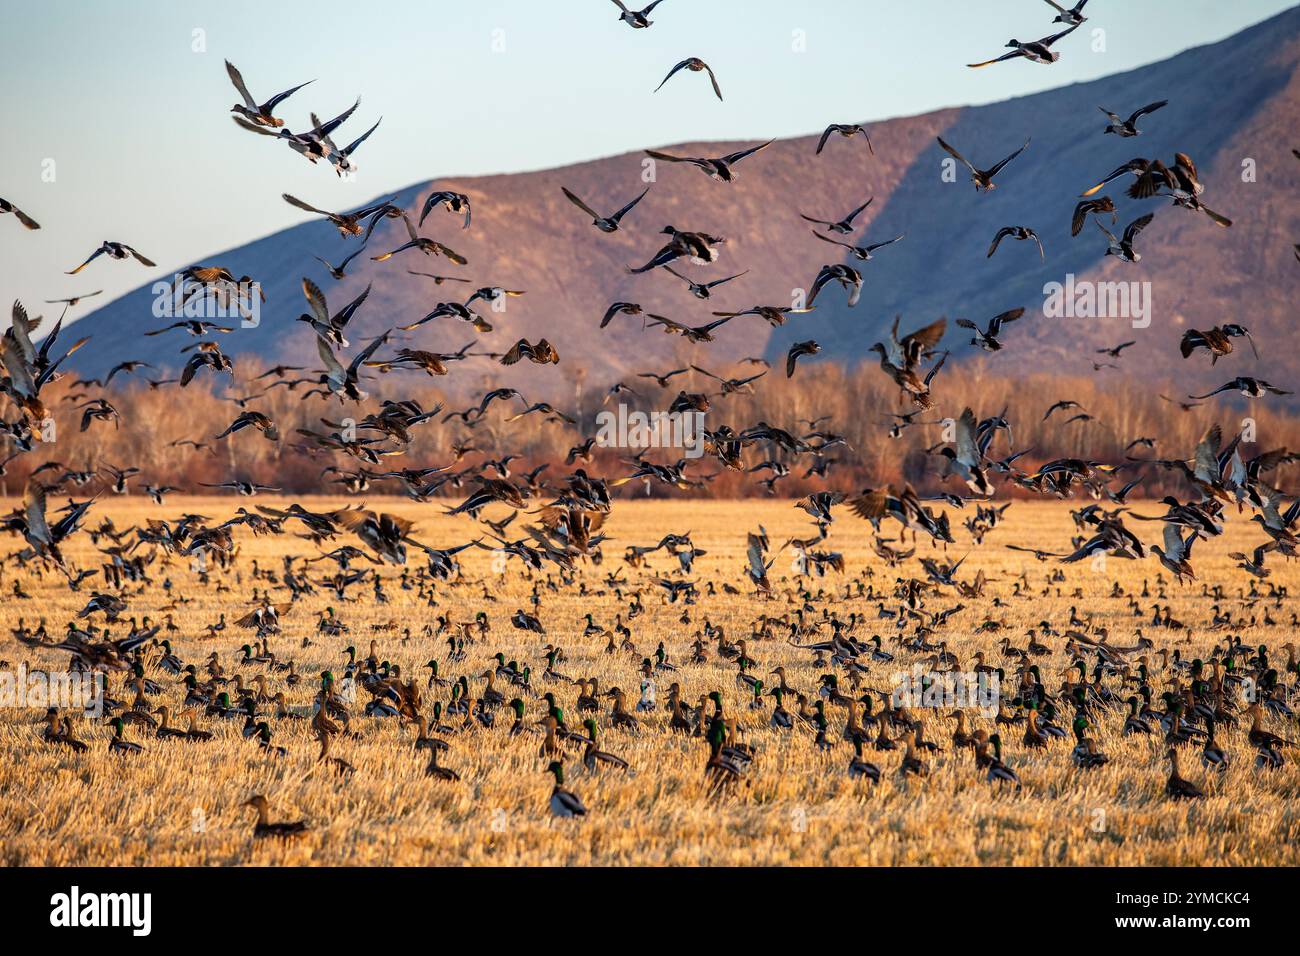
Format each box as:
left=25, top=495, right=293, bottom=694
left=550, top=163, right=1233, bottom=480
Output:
left=986, top=139, right=1031, bottom=179
left=224, top=60, right=259, bottom=110
left=936, top=137, right=976, bottom=173
left=301, top=277, right=330, bottom=324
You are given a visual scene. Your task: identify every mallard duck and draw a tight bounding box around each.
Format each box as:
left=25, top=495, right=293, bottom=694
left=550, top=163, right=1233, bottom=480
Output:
left=582, top=719, right=629, bottom=771
left=1164, top=748, right=1204, bottom=800
left=611, top=0, right=665, bottom=29
left=654, top=57, right=723, bottom=101
left=317, top=730, right=355, bottom=776
left=848, top=739, right=881, bottom=781
left=1201, top=719, right=1228, bottom=771
left=225, top=60, right=312, bottom=129
left=545, top=761, right=586, bottom=816
left=1101, top=100, right=1167, bottom=137
left=643, top=140, right=773, bottom=183
left=107, top=717, right=144, bottom=755
left=982, top=733, right=1021, bottom=787
left=897, top=730, right=928, bottom=777
left=937, top=137, right=1030, bottom=191
left=1097, top=213, right=1154, bottom=263
left=153, top=706, right=189, bottom=740
left=816, top=123, right=872, bottom=156
left=986, top=226, right=1043, bottom=260
left=1070, top=717, right=1108, bottom=769
left=245, top=794, right=309, bottom=838
left=425, top=746, right=461, bottom=781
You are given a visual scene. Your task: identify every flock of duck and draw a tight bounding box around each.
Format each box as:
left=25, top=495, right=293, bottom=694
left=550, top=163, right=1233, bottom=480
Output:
left=2, top=0, right=1299, bottom=843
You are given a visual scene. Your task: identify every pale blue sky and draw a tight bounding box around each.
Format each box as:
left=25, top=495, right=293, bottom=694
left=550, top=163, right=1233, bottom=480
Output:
left=1, top=0, right=1294, bottom=318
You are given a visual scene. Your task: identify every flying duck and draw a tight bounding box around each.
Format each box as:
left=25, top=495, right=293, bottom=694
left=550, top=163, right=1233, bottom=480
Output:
left=225, top=60, right=312, bottom=128
left=562, top=186, right=649, bottom=233
left=1097, top=212, right=1154, bottom=262
left=662, top=265, right=748, bottom=299
left=807, top=264, right=863, bottom=308
left=800, top=197, right=873, bottom=235
left=1071, top=196, right=1117, bottom=236
left=937, top=136, right=1030, bottom=191
left=986, top=226, right=1043, bottom=259
left=66, top=242, right=156, bottom=275
left=955, top=308, right=1025, bottom=352
left=816, top=123, right=873, bottom=155
left=1189, top=378, right=1292, bottom=400
left=654, top=58, right=723, bottom=101
left=0, top=197, right=39, bottom=230
left=1101, top=100, right=1168, bottom=137
left=611, top=0, right=665, bottom=29
left=1044, top=0, right=1088, bottom=25
left=643, top=140, right=773, bottom=182
left=419, top=190, right=472, bottom=229
left=968, top=24, right=1079, bottom=67
left=1180, top=325, right=1257, bottom=364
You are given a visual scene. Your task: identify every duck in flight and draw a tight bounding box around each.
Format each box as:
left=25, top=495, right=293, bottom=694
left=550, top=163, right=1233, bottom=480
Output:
left=0, top=197, right=39, bottom=230
left=371, top=214, right=467, bottom=265
left=282, top=192, right=396, bottom=238
left=561, top=186, right=648, bottom=233
left=654, top=58, right=723, bottom=101
left=298, top=278, right=370, bottom=348
left=1101, top=100, right=1168, bottom=137
left=937, top=137, right=1030, bottom=191
left=419, top=190, right=472, bottom=229
left=45, top=290, right=102, bottom=307
left=1096, top=340, right=1136, bottom=359
left=644, top=141, right=773, bottom=183
left=611, top=0, right=665, bottom=29
left=800, top=197, right=873, bottom=235
left=810, top=230, right=903, bottom=262
left=66, top=242, right=156, bottom=275
left=807, top=264, right=863, bottom=308
left=816, top=123, right=872, bottom=156
left=1044, top=0, right=1089, bottom=25
left=1071, top=196, right=1116, bottom=236
left=1189, top=378, right=1292, bottom=400
left=956, top=308, right=1024, bottom=352
left=786, top=340, right=820, bottom=378
left=967, top=24, right=1079, bottom=68
left=987, top=226, right=1043, bottom=260
left=662, top=266, right=749, bottom=300
left=1180, top=325, right=1257, bottom=364
left=1097, top=212, right=1154, bottom=262
left=225, top=60, right=312, bottom=129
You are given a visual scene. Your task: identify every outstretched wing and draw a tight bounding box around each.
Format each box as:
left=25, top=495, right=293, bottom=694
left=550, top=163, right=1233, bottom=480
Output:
left=936, top=137, right=976, bottom=173
left=301, top=277, right=330, bottom=323
left=986, top=139, right=1031, bottom=178
left=561, top=187, right=600, bottom=219
left=224, top=60, right=258, bottom=110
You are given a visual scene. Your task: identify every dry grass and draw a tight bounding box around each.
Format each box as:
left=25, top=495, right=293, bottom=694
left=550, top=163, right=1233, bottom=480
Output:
left=1, top=496, right=1298, bottom=866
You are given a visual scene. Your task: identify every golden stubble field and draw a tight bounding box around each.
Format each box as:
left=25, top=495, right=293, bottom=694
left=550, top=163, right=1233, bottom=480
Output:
left=1, top=496, right=1297, bottom=866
